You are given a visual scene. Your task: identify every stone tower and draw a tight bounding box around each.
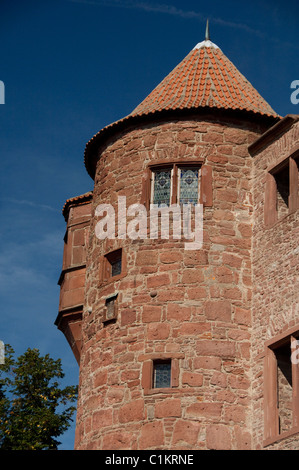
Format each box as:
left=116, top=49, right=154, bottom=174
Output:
left=56, top=33, right=299, bottom=450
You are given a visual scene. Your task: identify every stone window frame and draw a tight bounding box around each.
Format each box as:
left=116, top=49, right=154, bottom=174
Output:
left=265, top=148, right=299, bottom=227
left=99, top=247, right=127, bottom=285
left=141, top=353, right=183, bottom=395
left=141, top=159, right=213, bottom=210
left=263, top=325, right=299, bottom=447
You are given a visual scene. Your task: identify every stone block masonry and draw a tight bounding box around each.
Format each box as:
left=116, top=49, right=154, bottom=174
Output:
left=73, top=116, right=267, bottom=450
left=57, top=114, right=299, bottom=450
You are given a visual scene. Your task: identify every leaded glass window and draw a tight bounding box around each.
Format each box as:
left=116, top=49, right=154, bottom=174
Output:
left=152, top=169, right=172, bottom=206
left=153, top=360, right=171, bottom=388
left=178, top=167, right=200, bottom=205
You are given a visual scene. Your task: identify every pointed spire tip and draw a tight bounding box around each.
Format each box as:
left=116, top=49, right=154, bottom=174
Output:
left=205, top=19, right=210, bottom=41
left=193, top=19, right=219, bottom=50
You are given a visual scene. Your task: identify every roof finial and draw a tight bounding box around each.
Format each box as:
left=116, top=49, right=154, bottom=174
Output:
left=193, top=19, right=219, bottom=50
left=205, top=19, right=210, bottom=41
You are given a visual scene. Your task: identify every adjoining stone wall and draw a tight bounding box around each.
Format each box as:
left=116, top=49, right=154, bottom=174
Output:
left=251, top=120, right=299, bottom=449
left=75, top=116, right=266, bottom=450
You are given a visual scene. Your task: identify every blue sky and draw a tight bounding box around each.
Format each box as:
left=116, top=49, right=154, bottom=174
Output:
left=0, top=0, right=298, bottom=450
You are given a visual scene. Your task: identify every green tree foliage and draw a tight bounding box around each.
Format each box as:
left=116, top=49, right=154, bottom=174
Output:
left=0, top=345, right=77, bottom=450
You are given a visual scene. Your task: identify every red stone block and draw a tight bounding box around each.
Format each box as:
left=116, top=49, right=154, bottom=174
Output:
left=222, top=252, right=243, bottom=268
left=139, top=422, right=165, bottom=449
left=121, top=308, right=136, bottom=326
left=193, top=356, right=221, bottom=370
left=92, top=409, right=113, bottom=430
left=118, top=399, right=145, bottom=423
left=93, top=370, right=107, bottom=388
left=136, top=250, right=158, bottom=266
left=196, top=340, right=235, bottom=357
left=186, top=287, right=207, bottom=299
left=206, top=424, right=231, bottom=450
left=186, top=402, right=222, bottom=419
left=142, top=305, right=162, bottom=323
left=160, top=251, right=182, bottom=264
left=182, top=371, right=203, bottom=387
left=167, top=304, right=192, bottom=321
left=215, top=266, right=234, bottom=284
left=102, top=431, right=133, bottom=450
left=205, top=300, right=231, bottom=322
left=146, top=272, right=170, bottom=288
left=147, top=322, right=171, bottom=340
left=179, top=322, right=211, bottom=337
left=181, top=269, right=204, bottom=284
left=155, top=398, right=181, bottom=418
left=217, top=188, right=238, bottom=203
left=172, top=420, right=200, bottom=446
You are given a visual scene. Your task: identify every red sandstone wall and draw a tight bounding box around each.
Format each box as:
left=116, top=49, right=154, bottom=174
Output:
left=56, top=198, right=92, bottom=364
left=251, top=120, right=299, bottom=449
left=75, top=116, right=266, bottom=450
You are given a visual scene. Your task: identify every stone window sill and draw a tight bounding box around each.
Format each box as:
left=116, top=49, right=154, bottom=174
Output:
left=100, top=271, right=127, bottom=286
left=263, top=426, right=299, bottom=447
left=265, top=207, right=298, bottom=230
left=143, top=387, right=182, bottom=396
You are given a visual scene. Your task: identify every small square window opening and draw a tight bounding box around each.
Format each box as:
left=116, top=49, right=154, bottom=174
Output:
left=103, top=293, right=118, bottom=323
left=105, top=249, right=122, bottom=278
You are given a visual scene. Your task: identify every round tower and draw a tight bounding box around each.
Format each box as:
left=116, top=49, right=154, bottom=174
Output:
left=72, top=34, right=280, bottom=450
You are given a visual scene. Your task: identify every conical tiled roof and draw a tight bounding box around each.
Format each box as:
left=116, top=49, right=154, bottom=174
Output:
left=84, top=37, right=280, bottom=178
left=129, top=39, right=278, bottom=118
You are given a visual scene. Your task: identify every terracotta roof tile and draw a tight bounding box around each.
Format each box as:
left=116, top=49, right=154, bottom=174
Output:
left=129, top=42, right=278, bottom=119
left=62, top=191, right=93, bottom=220
left=84, top=39, right=280, bottom=178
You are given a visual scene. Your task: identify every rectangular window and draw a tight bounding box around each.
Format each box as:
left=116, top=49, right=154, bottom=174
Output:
left=152, top=168, right=172, bottom=206
left=150, top=163, right=202, bottom=207
left=264, top=328, right=299, bottom=445
left=265, top=153, right=299, bottom=226
left=105, top=249, right=122, bottom=278
left=153, top=360, right=172, bottom=388
left=276, top=342, right=293, bottom=434
left=111, top=256, right=122, bottom=277
left=273, top=160, right=290, bottom=220
left=178, top=167, right=200, bottom=205
left=103, top=293, right=118, bottom=323
left=100, top=248, right=127, bottom=284
left=141, top=356, right=180, bottom=392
